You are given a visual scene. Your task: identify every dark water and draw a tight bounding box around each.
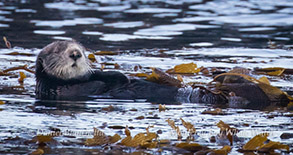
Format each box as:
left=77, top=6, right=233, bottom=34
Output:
left=0, top=0, right=293, bottom=154
left=1, top=0, right=293, bottom=50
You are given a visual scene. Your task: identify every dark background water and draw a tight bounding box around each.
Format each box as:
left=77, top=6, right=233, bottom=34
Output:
left=1, top=0, right=293, bottom=50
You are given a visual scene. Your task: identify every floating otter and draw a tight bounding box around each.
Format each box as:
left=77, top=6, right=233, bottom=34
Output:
left=35, top=41, right=290, bottom=109
left=36, top=41, right=181, bottom=101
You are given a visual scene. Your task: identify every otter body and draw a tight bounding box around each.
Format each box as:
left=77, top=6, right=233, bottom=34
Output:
left=35, top=41, right=181, bottom=102
left=36, top=69, right=179, bottom=101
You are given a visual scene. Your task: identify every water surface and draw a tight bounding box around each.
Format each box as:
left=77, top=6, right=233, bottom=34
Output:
left=0, top=0, right=292, bottom=154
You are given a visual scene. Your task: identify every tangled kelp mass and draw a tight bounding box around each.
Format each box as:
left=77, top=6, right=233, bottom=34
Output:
left=0, top=0, right=293, bottom=154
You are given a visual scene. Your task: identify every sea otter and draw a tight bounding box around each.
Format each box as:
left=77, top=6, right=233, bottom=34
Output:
left=35, top=41, right=225, bottom=102
left=35, top=41, right=290, bottom=109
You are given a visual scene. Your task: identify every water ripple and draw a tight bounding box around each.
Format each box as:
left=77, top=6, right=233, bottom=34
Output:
left=104, top=21, right=144, bottom=28
left=31, top=18, right=103, bottom=27
left=125, top=8, right=181, bottom=13
left=34, top=30, right=66, bottom=35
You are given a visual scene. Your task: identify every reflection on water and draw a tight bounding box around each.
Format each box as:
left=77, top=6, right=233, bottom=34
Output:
left=0, top=0, right=293, bottom=154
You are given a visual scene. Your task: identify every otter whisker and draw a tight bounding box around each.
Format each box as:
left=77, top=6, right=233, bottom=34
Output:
left=52, top=62, right=63, bottom=78
left=44, top=58, right=59, bottom=73
left=47, top=63, right=57, bottom=72
left=42, top=63, right=56, bottom=73
left=87, top=66, right=94, bottom=74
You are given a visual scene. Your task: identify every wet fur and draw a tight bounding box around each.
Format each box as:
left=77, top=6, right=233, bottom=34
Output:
left=36, top=41, right=92, bottom=80
left=35, top=41, right=180, bottom=101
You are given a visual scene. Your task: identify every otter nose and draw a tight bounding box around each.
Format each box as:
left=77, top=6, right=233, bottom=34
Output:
left=69, top=51, right=82, bottom=61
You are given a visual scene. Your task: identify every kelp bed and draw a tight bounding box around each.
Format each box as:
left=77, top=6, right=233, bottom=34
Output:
left=0, top=39, right=293, bottom=154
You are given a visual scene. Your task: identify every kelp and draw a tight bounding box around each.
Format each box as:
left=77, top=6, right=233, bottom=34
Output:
left=3, top=36, right=11, bottom=49
left=18, top=71, right=26, bottom=83
left=166, top=62, right=200, bottom=74
left=254, top=67, right=285, bottom=76
left=88, top=53, right=97, bottom=63
left=212, top=145, right=232, bottom=155
left=214, top=72, right=291, bottom=108
left=94, top=51, right=118, bottom=55
left=158, top=104, right=166, bottom=112
left=3, top=65, right=35, bottom=74
left=0, top=65, right=33, bottom=84
left=101, top=105, right=115, bottom=112
left=166, top=119, right=182, bottom=140
left=216, top=120, right=239, bottom=145
left=85, top=128, right=118, bottom=146
left=121, top=132, right=157, bottom=148
left=180, top=118, right=196, bottom=135
left=85, top=126, right=158, bottom=148
left=146, top=68, right=182, bottom=87
left=175, top=142, right=205, bottom=152
left=27, top=131, right=61, bottom=155
left=129, top=73, right=149, bottom=77
left=5, top=52, right=34, bottom=56
left=240, top=133, right=289, bottom=153
left=30, top=148, right=44, bottom=155
left=120, top=125, right=158, bottom=148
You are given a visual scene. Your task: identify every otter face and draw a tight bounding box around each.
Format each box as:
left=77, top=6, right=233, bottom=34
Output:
left=37, top=41, right=92, bottom=80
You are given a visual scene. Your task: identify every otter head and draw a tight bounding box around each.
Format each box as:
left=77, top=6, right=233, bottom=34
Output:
left=36, top=40, right=92, bottom=81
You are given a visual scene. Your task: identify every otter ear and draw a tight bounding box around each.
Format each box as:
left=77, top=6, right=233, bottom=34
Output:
left=38, top=57, right=43, bottom=64
left=36, top=57, right=44, bottom=73
left=41, top=41, right=61, bottom=54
